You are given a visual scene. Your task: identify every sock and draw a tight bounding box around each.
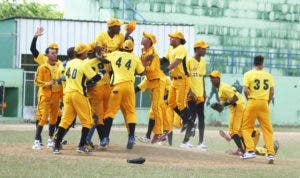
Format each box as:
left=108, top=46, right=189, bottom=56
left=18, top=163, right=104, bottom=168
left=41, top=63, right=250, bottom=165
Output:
left=128, top=123, right=136, bottom=138
left=173, top=106, right=181, bottom=116
left=54, top=127, right=66, bottom=149
left=55, top=116, right=61, bottom=130
left=86, top=125, right=96, bottom=144
left=96, top=124, right=105, bottom=140
left=49, top=124, right=56, bottom=137
left=167, top=131, right=173, bottom=146
left=198, top=128, right=204, bottom=144
left=79, top=127, right=90, bottom=147
left=146, top=119, right=155, bottom=139
left=103, top=117, right=113, bottom=138
left=232, top=134, right=245, bottom=153
left=35, top=125, right=43, bottom=141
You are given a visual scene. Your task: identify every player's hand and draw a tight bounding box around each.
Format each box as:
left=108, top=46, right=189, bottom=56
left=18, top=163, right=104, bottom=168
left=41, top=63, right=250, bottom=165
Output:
left=34, top=27, right=44, bottom=37
left=144, top=54, right=154, bottom=62
left=47, top=80, right=56, bottom=86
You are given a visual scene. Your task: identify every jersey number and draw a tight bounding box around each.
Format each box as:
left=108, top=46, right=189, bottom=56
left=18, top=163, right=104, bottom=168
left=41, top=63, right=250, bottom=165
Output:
left=115, top=57, right=132, bottom=70
left=65, top=68, right=77, bottom=79
left=254, top=79, right=269, bottom=90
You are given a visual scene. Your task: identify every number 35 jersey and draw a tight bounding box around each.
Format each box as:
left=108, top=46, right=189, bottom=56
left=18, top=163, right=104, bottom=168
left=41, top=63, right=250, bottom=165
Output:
left=243, top=69, right=274, bottom=100
left=64, top=58, right=97, bottom=96
left=106, top=51, right=145, bottom=86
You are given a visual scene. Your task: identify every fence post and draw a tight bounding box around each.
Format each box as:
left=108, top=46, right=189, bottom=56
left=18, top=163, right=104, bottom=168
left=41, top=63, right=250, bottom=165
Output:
left=286, top=53, right=290, bottom=76
left=269, top=52, right=273, bottom=73
left=231, top=50, right=234, bottom=74
left=212, top=49, right=215, bottom=71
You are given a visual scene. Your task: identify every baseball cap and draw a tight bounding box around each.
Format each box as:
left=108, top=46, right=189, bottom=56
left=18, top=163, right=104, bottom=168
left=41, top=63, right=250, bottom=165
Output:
left=86, top=41, right=96, bottom=53
left=48, top=42, right=59, bottom=49
left=143, top=32, right=156, bottom=44
left=74, top=43, right=88, bottom=54
left=168, top=31, right=185, bottom=40
left=208, top=70, right=221, bottom=78
left=122, top=39, right=134, bottom=51
left=107, top=18, right=123, bottom=27
left=194, top=40, right=209, bottom=49
left=125, top=21, right=136, bottom=31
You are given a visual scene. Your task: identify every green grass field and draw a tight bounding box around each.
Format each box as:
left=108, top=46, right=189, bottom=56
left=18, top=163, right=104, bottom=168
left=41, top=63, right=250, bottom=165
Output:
left=0, top=122, right=300, bottom=178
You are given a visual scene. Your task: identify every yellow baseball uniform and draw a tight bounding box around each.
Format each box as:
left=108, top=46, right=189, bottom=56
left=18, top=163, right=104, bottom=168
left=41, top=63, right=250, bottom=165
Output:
left=34, top=52, right=63, bottom=124
left=218, top=82, right=244, bottom=137
left=242, top=69, right=275, bottom=155
left=34, top=63, right=53, bottom=126
left=104, top=51, right=144, bottom=124
left=95, top=31, right=125, bottom=53
left=165, top=44, right=190, bottom=110
left=141, top=46, right=166, bottom=134
left=187, top=57, right=206, bottom=103
left=85, top=58, right=111, bottom=124
left=59, top=58, right=97, bottom=129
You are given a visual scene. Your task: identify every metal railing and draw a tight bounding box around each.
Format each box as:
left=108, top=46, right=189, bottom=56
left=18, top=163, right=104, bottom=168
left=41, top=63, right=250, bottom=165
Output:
left=110, top=0, right=147, bottom=23
left=205, top=49, right=300, bottom=76
left=0, top=81, right=5, bottom=117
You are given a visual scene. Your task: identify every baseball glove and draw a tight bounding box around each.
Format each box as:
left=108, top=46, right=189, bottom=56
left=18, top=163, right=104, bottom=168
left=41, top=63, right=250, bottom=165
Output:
left=127, top=157, right=146, bottom=164
left=211, top=102, right=224, bottom=113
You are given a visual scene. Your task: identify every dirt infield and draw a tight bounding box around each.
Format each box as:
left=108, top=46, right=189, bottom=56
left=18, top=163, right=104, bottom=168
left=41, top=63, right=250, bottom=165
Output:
left=1, top=124, right=300, bottom=169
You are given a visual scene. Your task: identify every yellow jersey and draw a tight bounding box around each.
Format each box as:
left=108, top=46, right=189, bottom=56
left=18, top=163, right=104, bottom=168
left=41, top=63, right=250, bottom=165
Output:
left=34, top=63, right=53, bottom=97
left=141, top=46, right=164, bottom=80
left=64, top=58, right=97, bottom=96
left=84, top=58, right=110, bottom=86
left=106, top=51, right=144, bottom=86
left=164, top=44, right=188, bottom=77
left=243, top=69, right=274, bottom=100
left=218, top=82, right=244, bottom=106
left=187, top=57, right=206, bottom=97
left=95, top=31, right=125, bottom=53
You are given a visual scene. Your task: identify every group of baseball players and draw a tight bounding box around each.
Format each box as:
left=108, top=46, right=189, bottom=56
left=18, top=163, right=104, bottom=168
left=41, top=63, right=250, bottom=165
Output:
left=30, top=17, right=277, bottom=164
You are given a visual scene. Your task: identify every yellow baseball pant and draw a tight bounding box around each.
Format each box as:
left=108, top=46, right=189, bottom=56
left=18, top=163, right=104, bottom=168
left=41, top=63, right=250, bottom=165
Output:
left=49, top=91, right=62, bottom=125
left=59, top=91, right=94, bottom=129
left=228, top=104, right=244, bottom=137
left=36, top=95, right=51, bottom=126
left=242, top=99, right=275, bottom=155
left=168, top=77, right=190, bottom=110
left=104, top=81, right=137, bottom=124
left=87, top=84, right=111, bottom=125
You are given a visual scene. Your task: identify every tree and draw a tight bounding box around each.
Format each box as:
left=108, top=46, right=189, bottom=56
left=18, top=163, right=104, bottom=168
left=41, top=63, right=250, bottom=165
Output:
left=0, top=0, right=63, bottom=19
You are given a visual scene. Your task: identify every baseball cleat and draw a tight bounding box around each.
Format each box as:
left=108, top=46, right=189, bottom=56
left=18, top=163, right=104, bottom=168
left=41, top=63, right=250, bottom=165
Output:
left=47, top=139, right=54, bottom=149
left=197, top=143, right=208, bottom=151
left=180, top=141, right=193, bottom=148
left=77, top=146, right=93, bottom=153
left=137, top=136, right=150, bottom=143
left=100, top=137, right=110, bottom=148
left=32, top=140, right=42, bottom=150
left=267, top=154, right=275, bottom=164
left=240, top=152, right=256, bottom=159
left=127, top=136, right=135, bottom=149
left=53, top=147, right=60, bottom=154
left=151, top=134, right=161, bottom=144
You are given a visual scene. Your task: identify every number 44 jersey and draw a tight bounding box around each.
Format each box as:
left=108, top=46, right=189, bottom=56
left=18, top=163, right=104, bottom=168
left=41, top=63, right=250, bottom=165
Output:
left=243, top=69, right=274, bottom=100
left=106, top=51, right=145, bottom=86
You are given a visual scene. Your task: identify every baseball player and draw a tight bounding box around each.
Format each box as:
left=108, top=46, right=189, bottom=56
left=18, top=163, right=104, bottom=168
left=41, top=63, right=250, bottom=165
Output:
left=180, top=40, right=208, bottom=150
left=160, top=31, right=194, bottom=136
left=32, top=48, right=57, bottom=150
left=240, top=55, right=275, bottom=164
left=139, top=32, right=166, bottom=144
left=30, top=27, right=63, bottom=148
left=209, top=70, right=245, bottom=154
left=99, top=39, right=145, bottom=149
left=52, top=43, right=106, bottom=154
left=84, top=41, right=109, bottom=150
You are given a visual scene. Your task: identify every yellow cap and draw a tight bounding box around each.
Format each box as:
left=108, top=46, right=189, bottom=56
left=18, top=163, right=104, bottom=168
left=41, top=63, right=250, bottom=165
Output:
left=87, top=41, right=96, bottom=53
left=122, top=39, right=134, bottom=51
left=125, top=21, right=136, bottom=31
left=143, top=32, right=156, bottom=44
left=107, top=18, right=123, bottom=27
left=194, top=40, right=209, bottom=49
left=168, top=31, right=185, bottom=40
left=48, top=42, right=59, bottom=49
left=208, top=70, right=221, bottom=78
left=74, top=43, right=88, bottom=54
